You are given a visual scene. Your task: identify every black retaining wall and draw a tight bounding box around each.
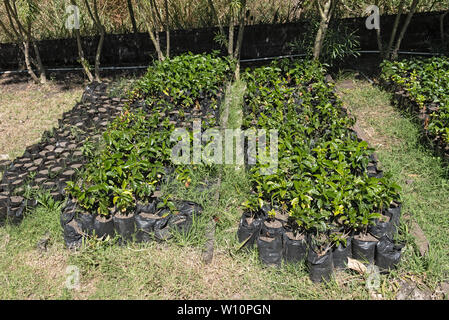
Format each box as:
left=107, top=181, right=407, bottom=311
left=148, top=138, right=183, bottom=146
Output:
left=1, top=11, right=448, bottom=71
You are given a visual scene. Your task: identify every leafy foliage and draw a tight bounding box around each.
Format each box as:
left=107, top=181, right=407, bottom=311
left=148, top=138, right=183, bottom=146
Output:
left=381, top=57, right=449, bottom=144
left=287, top=21, right=360, bottom=66
left=66, top=53, right=232, bottom=216
left=242, top=59, right=401, bottom=242
left=133, top=52, right=233, bottom=109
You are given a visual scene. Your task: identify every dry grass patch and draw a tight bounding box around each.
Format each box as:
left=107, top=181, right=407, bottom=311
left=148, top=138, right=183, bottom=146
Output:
left=0, top=78, right=84, bottom=160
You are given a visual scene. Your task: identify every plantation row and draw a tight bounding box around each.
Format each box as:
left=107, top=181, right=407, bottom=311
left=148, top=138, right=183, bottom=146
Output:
left=237, top=60, right=403, bottom=281
left=381, top=57, right=449, bottom=159
left=62, top=53, right=233, bottom=247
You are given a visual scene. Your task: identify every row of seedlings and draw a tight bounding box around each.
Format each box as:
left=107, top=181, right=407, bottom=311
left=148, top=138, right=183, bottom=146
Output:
left=237, top=59, right=404, bottom=282
left=61, top=53, right=234, bottom=248
left=381, top=57, right=449, bottom=160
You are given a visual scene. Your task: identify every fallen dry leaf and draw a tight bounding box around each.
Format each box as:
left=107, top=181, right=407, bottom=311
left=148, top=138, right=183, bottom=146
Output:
left=347, top=258, right=367, bottom=274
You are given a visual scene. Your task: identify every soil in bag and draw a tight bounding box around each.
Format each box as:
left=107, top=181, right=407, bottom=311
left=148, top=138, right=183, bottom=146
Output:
left=153, top=209, right=173, bottom=241
left=387, top=203, right=402, bottom=237
left=375, top=236, right=404, bottom=271
left=64, top=218, right=84, bottom=249
left=60, top=200, right=77, bottom=228
left=135, top=212, right=162, bottom=242
left=261, top=219, right=284, bottom=239
left=257, top=235, right=283, bottom=267
left=368, top=211, right=393, bottom=239
left=283, top=231, right=307, bottom=264
left=332, top=236, right=352, bottom=269
left=136, top=200, right=157, bottom=215
left=78, top=211, right=95, bottom=235
left=259, top=204, right=271, bottom=218
left=237, top=211, right=263, bottom=249
left=307, top=247, right=334, bottom=283
left=93, top=215, right=115, bottom=239
left=169, top=200, right=203, bottom=234
left=0, top=194, right=8, bottom=223
left=352, top=233, right=378, bottom=264
left=7, top=205, right=24, bottom=224
left=113, top=213, right=136, bottom=243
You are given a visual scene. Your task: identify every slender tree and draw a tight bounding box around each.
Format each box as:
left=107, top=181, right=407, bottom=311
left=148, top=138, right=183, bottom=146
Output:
left=312, top=0, right=337, bottom=60
left=207, top=0, right=248, bottom=80
left=135, top=0, right=170, bottom=61
left=1, top=0, right=47, bottom=83
left=390, top=0, right=420, bottom=60
left=83, top=0, right=106, bottom=81
left=70, top=0, right=94, bottom=82
left=371, top=0, right=422, bottom=60
left=127, top=0, right=138, bottom=34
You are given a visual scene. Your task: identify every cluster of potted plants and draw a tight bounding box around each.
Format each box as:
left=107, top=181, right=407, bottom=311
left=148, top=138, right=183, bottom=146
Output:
left=381, top=57, right=449, bottom=159
left=238, top=59, right=404, bottom=282
left=61, top=53, right=233, bottom=247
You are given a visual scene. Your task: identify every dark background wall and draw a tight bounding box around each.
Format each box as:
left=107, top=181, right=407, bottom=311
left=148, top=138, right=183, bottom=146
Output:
left=0, top=11, right=447, bottom=71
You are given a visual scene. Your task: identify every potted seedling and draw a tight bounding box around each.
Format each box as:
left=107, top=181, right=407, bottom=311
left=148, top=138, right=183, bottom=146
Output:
left=261, top=207, right=284, bottom=239
left=330, top=230, right=352, bottom=269
left=134, top=191, right=169, bottom=244
left=237, top=195, right=265, bottom=249
left=307, top=230, right=334, bottom=283
left=111, top=183, right=136, bottom=243
left=149, top=196, right=177, bottom=241
left=282, top=219, right=308, bottom=264
left=352, top=210, right=382, bottom=265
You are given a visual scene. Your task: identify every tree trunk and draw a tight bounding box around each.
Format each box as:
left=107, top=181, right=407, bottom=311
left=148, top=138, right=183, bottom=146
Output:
left=165, top=0, right=170, bottom=59
left=4, top=0, right=46, bottom=83
left=75, top=28, right=94, bottom=82
left=150, top=0, right=165, bottom=61
left=440, top=9, right=449, bottom=45
left=94, top=27, right=105, bottom=81
left=127, top=0, right=138, bottom=34
left=391, top=0, right=420, bottom=60
left=228, top=12, right=234, bottom=58
left=148, top=25, right=165, bottom=61
left=71, top=0, right=94, bottom=82
left=22, top=40, right=39, bottom=83
left=313, top=0, right=333, bottom=60
left=84, top=0, right=106, bottom=81
left=385, top=0, right=405, bottom=59
left=234, top=0, right=247, bottom=80
left=31, top=40, right=47, bottom=84
left=136, top=0, right=165, bottom=61
left=373, top=0, right=383, bottom=56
